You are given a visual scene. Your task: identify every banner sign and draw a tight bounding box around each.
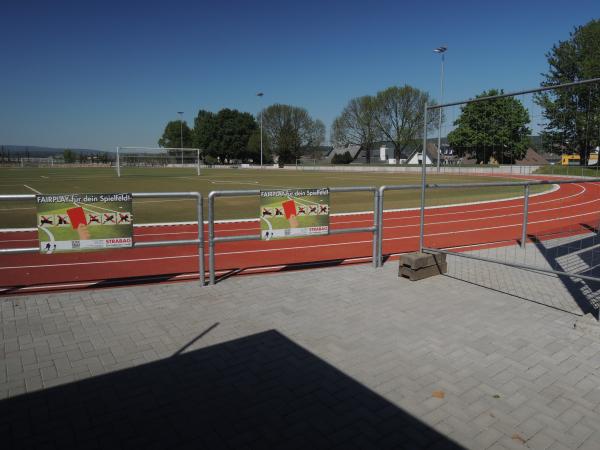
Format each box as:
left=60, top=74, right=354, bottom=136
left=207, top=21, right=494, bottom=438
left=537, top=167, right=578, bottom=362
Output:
left=36, top=193, right=133, bottom=253
left=260, top=188, right=329, bottom=240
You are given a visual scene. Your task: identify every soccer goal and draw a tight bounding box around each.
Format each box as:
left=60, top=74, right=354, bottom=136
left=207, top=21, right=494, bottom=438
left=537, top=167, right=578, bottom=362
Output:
left=115, top=146, right=202, bottom=177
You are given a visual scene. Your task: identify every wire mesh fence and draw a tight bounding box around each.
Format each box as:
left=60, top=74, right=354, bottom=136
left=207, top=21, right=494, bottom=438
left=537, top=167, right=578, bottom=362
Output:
left=421, top=78, right=600, bottom=315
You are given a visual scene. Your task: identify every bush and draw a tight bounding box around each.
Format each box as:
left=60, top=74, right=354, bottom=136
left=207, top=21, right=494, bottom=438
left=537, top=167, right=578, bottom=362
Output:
left=203, top=155, right=218, bottom=165
left=331, top=151, right=353, bottom=164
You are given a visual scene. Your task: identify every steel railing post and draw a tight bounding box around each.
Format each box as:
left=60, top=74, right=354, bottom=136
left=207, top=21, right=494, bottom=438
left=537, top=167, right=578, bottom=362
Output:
left=372, top=189, right=379, bottom=268
left=196, top=194, right=205, bottom=286
left=116, top=146, right=121, bottom=177
left=419, top=103, right=428, bottom=252
left=208, top=192, right=216, bottom=285
left=521, top=184, right=530, bottom=248
left=377, top=187, right=385, bottom=267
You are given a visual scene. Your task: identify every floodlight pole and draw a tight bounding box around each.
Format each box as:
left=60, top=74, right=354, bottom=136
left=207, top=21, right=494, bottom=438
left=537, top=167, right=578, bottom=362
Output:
left=434, top=46, right=447, bottom=173
left=116, top=146, right=121, bottom=177
left=419, top=103, right=428, bottom=252
left=257, top=92, right=264, bottom=167
left=178, top=111, right=184, bottom=166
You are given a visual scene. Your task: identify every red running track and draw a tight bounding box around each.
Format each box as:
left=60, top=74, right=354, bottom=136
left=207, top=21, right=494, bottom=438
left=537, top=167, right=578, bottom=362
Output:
left=1, top=177, right=599, bottom=293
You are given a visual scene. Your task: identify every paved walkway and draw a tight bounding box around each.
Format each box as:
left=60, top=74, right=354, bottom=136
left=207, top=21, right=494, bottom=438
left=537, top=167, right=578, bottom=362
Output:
left=444, top=232, right=600, bottom=315
left=1, top=262, right=600, bottom=449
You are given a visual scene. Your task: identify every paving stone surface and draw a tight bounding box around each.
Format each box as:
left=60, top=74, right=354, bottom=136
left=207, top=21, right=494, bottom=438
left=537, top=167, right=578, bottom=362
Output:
left=1, top=262, right=600, bottom=449
left=445, top=232, right=600, bottom=315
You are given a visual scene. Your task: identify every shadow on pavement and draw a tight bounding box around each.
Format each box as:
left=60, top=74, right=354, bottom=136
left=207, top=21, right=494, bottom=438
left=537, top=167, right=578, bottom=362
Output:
left=1, top=330, right=462, bottom=449
left=530, top=230, right=600, bottom=319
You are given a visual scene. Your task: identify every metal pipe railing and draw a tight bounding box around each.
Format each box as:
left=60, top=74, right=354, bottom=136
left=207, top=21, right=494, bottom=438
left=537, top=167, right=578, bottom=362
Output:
left=0, top=192, right=206, bottom=286
left=428, top=77, right=600, bottom=110
left=423, top=247, right=600, bottom=284
left=372, top=190, right=380, bottom=267
left=521, top=185, right=530, bottom=248
left=207, top=186, right=380, bottom=285
left=132, top=192, right=205, bottom=286
left=377, top=178, right=600, bottom=267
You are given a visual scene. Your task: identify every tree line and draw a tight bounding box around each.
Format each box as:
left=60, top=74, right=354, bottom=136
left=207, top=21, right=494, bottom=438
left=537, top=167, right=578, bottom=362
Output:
left=159, top=106, right=324, bottom=166
left=159, top=19, right=600, bottom=166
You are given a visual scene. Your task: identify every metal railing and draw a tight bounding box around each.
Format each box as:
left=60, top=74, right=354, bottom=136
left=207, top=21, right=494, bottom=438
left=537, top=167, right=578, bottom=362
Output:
left=376, top=178, right=600, bottom=283
left=208, top=187, right=380, bottom=284
left=0, top=192, right=206, bottom=286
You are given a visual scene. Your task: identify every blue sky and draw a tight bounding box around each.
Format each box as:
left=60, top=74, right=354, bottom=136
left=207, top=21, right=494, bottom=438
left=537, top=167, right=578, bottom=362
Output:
left=0, top=0, right=598, bottom=150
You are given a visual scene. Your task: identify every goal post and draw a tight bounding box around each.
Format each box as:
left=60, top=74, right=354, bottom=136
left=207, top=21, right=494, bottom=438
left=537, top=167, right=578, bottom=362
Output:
left=115, top=146, right=201, bottom=177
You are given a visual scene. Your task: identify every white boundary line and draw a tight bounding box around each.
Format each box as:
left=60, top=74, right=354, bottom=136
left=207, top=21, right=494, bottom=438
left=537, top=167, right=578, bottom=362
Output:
left=23, top=184, right=42, bottom=194
left=0, top=183, right=574, bottom=233
left=2, top=206, right=598, bottom=271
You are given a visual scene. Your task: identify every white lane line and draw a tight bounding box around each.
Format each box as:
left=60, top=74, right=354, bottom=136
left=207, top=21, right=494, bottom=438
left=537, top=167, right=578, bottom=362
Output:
left=77, top=202, right=120, bottom=214
left=23, top=184, right=42, bottom=194
left=0, top=182, right=589, bottom=237
left=0, top=179, right=564, bottom=220
left=38, top=226, right=55, bottom=253
left=3, top=208, right=597, bottom=269
left=0, top=185, right=595, bottom=239
left=260, top=216, right=273, bottom=239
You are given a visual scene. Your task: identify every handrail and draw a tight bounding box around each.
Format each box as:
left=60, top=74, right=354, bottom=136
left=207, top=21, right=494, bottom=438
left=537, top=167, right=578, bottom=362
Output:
left=376, top=178, right=600, bottom=267
left=208, top=186, right=380, bottom=285
left=0, top=192, right=206, bottom=286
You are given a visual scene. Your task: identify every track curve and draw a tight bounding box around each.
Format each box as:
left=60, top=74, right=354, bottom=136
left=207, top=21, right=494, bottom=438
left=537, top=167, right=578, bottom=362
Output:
left=1, top=176, right=599, bottom=293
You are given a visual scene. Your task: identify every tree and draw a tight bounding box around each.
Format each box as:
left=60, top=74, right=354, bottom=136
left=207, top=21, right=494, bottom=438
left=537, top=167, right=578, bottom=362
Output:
left=192, top=109, right=257, bottom=162
left=447, top=90, right=531, bottom=164
left=158, top=120, right=192, bottom=149
left=247, top=129, right=272, bottom=163
left=373, top=85, right=439, bottom=162
left=192, top=110, right=218, bottom=157
left=535, top=19, right=600, bottom=164
left=332, top=96, right=380, bottom=163
left=331, top=151, right=353, bottom=164
left=63, top=149, right=76, bottom=163
left=260, top=104, right=324, bottom=165
left=305, top=119, right=326, bottom=160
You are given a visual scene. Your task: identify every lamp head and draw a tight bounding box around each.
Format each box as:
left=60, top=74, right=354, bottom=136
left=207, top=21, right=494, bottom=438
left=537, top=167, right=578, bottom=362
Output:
left=434, top=46, right=447, bottom=54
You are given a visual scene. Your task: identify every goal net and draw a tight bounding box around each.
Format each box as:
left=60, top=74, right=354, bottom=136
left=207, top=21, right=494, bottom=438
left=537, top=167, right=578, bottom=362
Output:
left=116, top=147, right=201, bottom=176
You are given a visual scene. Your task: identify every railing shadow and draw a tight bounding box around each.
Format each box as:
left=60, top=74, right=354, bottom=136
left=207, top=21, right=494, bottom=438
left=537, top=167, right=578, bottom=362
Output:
left=1, top=330, right=462, bottom=449
left=530, top=229, right=600, bottom=318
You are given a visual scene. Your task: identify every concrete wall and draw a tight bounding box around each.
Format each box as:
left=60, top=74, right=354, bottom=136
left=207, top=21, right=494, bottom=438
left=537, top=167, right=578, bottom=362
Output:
left=218, top=164, right=542, bottom=175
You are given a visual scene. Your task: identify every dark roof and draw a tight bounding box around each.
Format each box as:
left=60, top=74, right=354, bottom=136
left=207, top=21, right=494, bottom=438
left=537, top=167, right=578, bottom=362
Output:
left=328, top=144, right=362, bottom=160
left=515, top=148, right=549, bottom=165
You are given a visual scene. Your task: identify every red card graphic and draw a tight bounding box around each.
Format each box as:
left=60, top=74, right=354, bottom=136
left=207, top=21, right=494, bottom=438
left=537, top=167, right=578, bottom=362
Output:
left=67, top=207, right=87, bottom=229
left=282, top=200, right=297, bottom=219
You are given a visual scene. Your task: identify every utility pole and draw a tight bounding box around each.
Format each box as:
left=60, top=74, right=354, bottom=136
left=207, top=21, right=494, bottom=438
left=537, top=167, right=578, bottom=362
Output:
left=434, top=46, right=447, bottom=172
left=257, top=92, right=264, bottom=167
left=177, top=111, right=184, bottom=165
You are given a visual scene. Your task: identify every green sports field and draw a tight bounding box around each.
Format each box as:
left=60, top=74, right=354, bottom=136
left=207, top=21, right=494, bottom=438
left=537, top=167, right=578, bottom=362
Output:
left=0, top=167, right=548, bottom=227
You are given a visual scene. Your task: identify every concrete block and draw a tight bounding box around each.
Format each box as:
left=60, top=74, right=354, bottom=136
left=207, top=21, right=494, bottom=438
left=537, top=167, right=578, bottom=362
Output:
left=399, top=262, right=447, bottom=281
left=398, top=252, right=446, bottom=270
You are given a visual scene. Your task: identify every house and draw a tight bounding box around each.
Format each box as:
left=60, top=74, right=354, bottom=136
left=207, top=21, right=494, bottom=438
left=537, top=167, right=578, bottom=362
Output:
left=405, top=143, right=440, bottom=165
left=298, top=146, right=333, bottom=163
left=353, top=142, right=412, bottom=164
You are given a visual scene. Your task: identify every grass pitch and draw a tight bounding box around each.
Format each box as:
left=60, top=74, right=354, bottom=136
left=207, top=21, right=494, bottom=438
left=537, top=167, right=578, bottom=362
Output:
left=0, top=167, right=548, bottom=227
